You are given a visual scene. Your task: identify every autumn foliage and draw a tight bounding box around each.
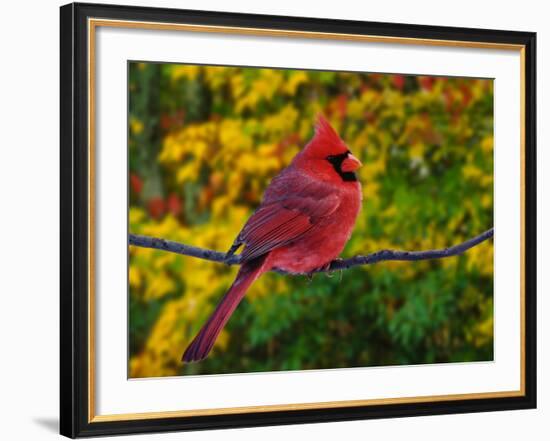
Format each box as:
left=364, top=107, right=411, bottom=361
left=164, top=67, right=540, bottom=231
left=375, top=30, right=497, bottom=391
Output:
left=128, top=63, right=494, bottom=377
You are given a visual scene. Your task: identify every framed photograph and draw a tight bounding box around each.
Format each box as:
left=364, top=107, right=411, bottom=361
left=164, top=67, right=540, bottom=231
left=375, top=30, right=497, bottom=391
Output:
left=60, top=2, right=536, bottom=438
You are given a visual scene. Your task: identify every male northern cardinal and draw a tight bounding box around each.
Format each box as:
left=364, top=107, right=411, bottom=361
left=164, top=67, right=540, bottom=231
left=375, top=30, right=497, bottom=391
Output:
left=182, top=115, right=363, bottom=362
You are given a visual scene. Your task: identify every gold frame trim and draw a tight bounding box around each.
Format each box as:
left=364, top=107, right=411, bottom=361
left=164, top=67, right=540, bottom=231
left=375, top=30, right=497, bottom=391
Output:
left=87, top=18, right=527, bottom=423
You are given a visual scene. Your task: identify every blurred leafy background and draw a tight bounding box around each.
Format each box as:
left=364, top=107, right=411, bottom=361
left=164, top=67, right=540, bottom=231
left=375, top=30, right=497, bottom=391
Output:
left=128, top=62, right=494, bottom=378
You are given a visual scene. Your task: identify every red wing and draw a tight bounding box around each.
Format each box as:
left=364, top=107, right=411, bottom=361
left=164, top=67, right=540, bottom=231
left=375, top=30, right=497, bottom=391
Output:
left=237, top=187, right=340, bottom=262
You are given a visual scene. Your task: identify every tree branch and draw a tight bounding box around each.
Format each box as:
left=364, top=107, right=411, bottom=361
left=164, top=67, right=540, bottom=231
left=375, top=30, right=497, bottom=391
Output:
left=129, top=227, right=493, bottom=275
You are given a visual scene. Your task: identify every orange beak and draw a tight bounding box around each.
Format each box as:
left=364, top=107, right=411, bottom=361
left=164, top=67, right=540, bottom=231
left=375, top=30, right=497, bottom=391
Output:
left=340, top=153, right=362, bottom=172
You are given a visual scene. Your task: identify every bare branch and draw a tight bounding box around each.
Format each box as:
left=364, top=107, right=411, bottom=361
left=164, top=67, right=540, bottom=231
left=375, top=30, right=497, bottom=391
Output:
left=129, top=228, right=494, bottom=275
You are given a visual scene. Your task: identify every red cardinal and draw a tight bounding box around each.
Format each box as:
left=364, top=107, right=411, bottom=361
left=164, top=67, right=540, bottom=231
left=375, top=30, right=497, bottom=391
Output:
left=182, top=116, right=363, bottom=362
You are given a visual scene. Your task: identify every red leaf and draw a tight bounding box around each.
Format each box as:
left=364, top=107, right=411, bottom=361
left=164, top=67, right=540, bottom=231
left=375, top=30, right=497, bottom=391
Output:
left=392, top=75, right=405, bottom=90
left=337, top=93, right=348, bottom=120
left=460, top=83, right=472, bottom=107
left=130, top=173, right=143, bottom=195
left=167, top=193, right=182, bottom=217
left=419, top=76, right=434, bottom=91
left=148, top=197, right=166, bottom=220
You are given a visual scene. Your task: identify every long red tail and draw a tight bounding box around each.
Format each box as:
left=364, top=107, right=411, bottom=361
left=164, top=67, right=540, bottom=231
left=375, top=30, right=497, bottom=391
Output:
left=182, top=256, right=267, bottom=362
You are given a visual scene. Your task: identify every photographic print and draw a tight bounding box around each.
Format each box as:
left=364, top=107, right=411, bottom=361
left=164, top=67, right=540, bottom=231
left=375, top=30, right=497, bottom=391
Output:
left=61, top=4, right=535, bottom=436
left=128, top=63, right=494, bottom=378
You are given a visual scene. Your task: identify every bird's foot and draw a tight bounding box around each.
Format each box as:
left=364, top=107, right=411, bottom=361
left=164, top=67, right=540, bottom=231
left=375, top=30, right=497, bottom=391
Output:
left=308, top=261, right=334, bottom=277
left=307, top=259, right=343, bottom=280
left=305, top=261, right=332, bottom=282
left=325, top=258, right=344, bottom=280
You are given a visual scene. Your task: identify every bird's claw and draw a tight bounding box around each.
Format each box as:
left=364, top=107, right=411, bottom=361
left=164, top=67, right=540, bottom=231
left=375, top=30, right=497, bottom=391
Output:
left=323, top=258, right=342, bottom=278
left=331, top=258, right=344, bottom=282
left=307, top=258, right=343, bottom=281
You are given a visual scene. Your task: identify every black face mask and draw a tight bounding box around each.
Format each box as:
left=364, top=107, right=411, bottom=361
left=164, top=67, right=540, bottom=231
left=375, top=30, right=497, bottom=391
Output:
left=325, top=151, right=357, bottom=182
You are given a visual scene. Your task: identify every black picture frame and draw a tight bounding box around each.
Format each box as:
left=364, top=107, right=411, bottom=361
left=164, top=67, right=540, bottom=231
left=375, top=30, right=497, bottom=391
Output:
left=60, top=2, right=536, bottom=438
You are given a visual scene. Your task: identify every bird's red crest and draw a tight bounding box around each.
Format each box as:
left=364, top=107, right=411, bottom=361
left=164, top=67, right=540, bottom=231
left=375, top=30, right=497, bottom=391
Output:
left=302, top=115, right=349, bottom=159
